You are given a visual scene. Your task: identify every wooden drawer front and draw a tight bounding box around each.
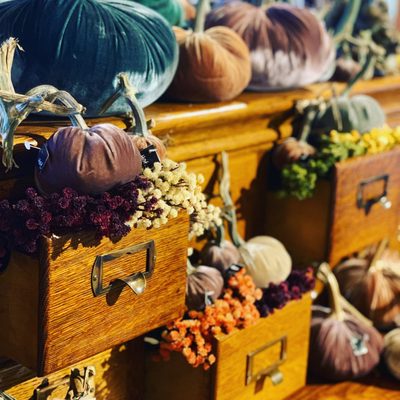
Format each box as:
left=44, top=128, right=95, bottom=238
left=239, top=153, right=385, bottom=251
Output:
left=39, top=213, right=188, bottom=374
left=145, top=295, right=311, bottom=400
left=213, top=294, right=311, bottom=400
left=329, top=147, right=400, bottom=265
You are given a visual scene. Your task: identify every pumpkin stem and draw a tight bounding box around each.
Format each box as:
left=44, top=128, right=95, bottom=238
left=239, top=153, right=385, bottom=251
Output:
left=329, top=0, right=361, bottom=38
left=318, top=263, right=346, bottom=321
left=215, top=224, right=225, bottom=247
left=369, top=238, right=389, bottom=270
left=100, top=73, right=149, bottom=137
left=194, top=0, right=210, bottom=33
left=298, top=106, right=318, bottom=143
left=219, top=151, right=245, bottom=248
left=341, top=52, right=375, bottom=97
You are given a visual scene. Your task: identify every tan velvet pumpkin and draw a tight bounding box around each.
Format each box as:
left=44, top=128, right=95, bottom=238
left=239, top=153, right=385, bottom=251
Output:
left=335, top=242, right=400, bottom=329
left=35, top=92, right=142, bottom=195
left=205, top=2, right=334, bottom=90
left=166, top=0, right=251, bottom=102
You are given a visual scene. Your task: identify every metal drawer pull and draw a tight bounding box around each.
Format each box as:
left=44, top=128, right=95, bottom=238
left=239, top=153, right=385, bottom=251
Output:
left=246, top=335, right=287, bottom=388
left=91, top=240, right=156, bottom=297
left=357, top=174, right=391, bottom=215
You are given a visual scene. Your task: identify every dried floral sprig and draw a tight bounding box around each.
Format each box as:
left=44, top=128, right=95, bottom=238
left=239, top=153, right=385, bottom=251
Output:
left=158, top=268, right=261, bottom=370
left=140, top=159, right=222, bottom=237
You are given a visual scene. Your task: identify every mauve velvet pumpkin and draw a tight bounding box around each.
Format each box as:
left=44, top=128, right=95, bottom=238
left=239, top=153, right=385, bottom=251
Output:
left=384, top=329, right=400, bottom=380
left=205, top=2, right=334, bottom=90
left=186, top=265, right=224, bottom=311
left=272, top=138, right=316, bottom=170
left=35, top=123, right=142, bottom=195
left=309, top=265, right=383, bottom=381
left=201, top=239, right=241, bottom=273
left=0, top=0, right=178, bottom=116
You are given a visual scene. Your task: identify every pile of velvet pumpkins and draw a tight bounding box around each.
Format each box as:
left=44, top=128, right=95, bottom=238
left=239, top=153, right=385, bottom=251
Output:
left=0, top=0, right=335, bottom=115
left=309, top=241, right=400, bottom=383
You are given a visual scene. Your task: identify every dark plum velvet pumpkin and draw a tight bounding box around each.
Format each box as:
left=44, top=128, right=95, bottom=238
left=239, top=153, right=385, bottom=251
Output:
left=0, top=0, right=178, bottom=116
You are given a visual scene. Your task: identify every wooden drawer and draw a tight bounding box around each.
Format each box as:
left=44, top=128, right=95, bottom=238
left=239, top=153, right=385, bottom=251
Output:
left=0, top=214, right=188, bottom=376
left=0, top=338, right=144, bottom=400
left=145, top=294, right=311, bottom=400
left=265, top=147, right=400, bottom=266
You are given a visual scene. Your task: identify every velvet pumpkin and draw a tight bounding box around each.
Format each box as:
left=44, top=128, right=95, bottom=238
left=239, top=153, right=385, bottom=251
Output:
left=35, top=91, right=142, bottom=195
left=309, top=264, right=383, bottom=382
left=271, top=138, right=316, bottom=170
left=166, top=0, right=251, bottom=102
left=186, top=265, right=224, bottom=310
left=205, top=1, right=335, bottom=90
left=201, top=225, right=241, bottom=273
left=134, top=0, right=195, bottom=26
left=0, top=0, right=178, bottom=116
left=384, top=329, right=400, bottom=380
left=334, top=242, right=400, bottom=330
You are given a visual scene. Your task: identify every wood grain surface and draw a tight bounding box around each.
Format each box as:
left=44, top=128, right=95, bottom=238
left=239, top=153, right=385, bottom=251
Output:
left=0, top=338, right=145, bottom=400
left=329, top=147, right=400, bottom=266
left=145, top=295, right=311, bottom=400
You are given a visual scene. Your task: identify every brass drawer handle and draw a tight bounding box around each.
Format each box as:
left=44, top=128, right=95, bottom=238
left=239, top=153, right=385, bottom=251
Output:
left=246, top=335, right=287, bottom=387
left=357, top=174, right=391, bottom=215
left=91, top=240, right=156, bottom=297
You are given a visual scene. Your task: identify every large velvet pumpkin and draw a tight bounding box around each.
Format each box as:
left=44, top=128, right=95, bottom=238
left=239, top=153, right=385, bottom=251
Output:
left=205, top=1, right=334, bottom=90
left=166, top=0, right=251, bottom=102
left=0, top=0, right=178, bottom=116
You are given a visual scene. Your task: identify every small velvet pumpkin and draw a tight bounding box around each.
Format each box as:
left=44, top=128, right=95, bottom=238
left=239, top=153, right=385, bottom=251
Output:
left=201, top=225, right=241, bottom=273
left=166, top=0, right=251, bottom=102
left=309, top=264, right=384, bottom=381
left=186, top=265, right=224, bottom=311
left=271, top=138, right=316, bottom=170
left=239, top=236, right=292, bottom=288
left=334, top=243, right=400, bottom=330
left=35, top=92, right=142, bottom=195
left=331, top=57, right=362, bottom=82
left=0, top=0, right=178, bottom=116
left=384, top=329, right=400, bottom=380
left=205, top=1, right=335, bottom=90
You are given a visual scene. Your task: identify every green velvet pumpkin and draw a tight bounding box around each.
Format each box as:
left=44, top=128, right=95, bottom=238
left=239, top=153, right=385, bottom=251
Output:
left=0, top=0, right=178, bottom=116
left=134, top=0, right=185, bottom=26
left=310, top=94, right=386, bottom=135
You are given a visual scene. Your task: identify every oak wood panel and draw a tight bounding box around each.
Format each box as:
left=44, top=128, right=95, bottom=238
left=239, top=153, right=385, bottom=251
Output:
left=329, top=147, right=400, bottom=265
left=145, top=295, right=311, bottom=400
left=0, top=339, right=144, bottom=400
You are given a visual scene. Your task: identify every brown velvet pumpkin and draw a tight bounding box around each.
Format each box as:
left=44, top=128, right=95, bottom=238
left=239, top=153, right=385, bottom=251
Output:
left=201, top=225, right=241, bottom=273
left=309, top=264, right=384, bottom=382
left=332, top=57, right=362, bottom=82
left=205, top=2, right=334, bottom=90
left=272, top=138, right=316, bottom=170
left=100, top=73, right=166, bottom=160
left=166, top=0, right=251, bottom=102
left=186, top=265, right=224, bottom=311
left=35, top=90, right=142, bottom=195
left=335, top=241, right=400, bottom=329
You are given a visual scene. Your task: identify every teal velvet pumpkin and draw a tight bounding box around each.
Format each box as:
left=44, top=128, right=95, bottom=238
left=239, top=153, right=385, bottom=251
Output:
left=311, top=95, right=386, bottom=135
left=134, top=0, right=185, bottom=26
left=0, top=0, right=178, bottom=116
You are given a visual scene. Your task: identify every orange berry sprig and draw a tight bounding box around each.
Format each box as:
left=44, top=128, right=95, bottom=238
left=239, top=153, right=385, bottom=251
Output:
left=159, top=268, right=261, bottom=370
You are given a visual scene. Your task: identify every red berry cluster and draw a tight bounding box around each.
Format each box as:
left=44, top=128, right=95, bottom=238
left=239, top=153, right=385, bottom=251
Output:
left=159, top=269, right=262, bottom=370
